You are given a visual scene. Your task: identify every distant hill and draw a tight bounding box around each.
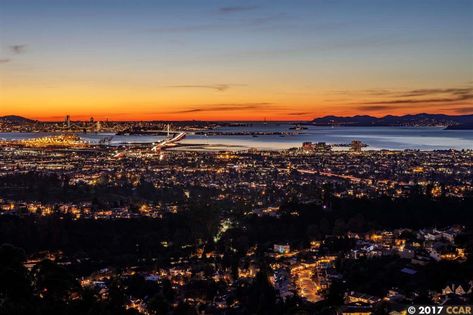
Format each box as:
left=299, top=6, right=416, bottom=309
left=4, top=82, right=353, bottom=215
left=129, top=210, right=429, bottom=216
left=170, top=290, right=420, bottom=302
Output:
left=0, top=115, right=36, bottom=124
left=312, top=113, right=473, bottom=127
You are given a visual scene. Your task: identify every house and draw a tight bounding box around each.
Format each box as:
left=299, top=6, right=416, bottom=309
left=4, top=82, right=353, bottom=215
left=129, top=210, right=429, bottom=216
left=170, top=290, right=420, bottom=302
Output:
left=273, top=244, right=290, bottom=254
left=442, top=281, right=473, bottom=296
left=345, top=291, right=381, bottom=305
left=429, top=243, right=464, bottom=261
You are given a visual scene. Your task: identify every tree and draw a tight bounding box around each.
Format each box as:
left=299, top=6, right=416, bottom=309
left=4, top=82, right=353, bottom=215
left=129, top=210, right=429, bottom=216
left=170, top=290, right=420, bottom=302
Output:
left=0, top=244, right=35, bottom=315
left=319, top=218, right=331, bottom=236
left=247, top=270, right=279, bottom=315
left=31, top=259, right=79, bottom=303
left=333, top=218, right=346, bottom=235
left=306, top=224, right=320, bottom=241
left=148, top=293, right=170, bottom=315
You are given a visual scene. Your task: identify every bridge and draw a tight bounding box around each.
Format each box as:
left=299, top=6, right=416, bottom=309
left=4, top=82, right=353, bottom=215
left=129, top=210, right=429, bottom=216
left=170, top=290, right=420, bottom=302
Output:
left=151, top=132, right=187, bottom=151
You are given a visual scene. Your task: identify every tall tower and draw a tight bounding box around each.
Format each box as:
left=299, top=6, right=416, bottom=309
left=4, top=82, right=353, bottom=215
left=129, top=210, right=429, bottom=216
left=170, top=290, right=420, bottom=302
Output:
left=65, top=115, right=70, bottom=128
left=351, top=140, right=363, bottom=153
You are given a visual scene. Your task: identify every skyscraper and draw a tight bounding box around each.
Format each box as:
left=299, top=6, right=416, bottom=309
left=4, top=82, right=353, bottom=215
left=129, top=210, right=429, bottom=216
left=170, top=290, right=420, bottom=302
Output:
left=351, top=140, right=363, bottom=153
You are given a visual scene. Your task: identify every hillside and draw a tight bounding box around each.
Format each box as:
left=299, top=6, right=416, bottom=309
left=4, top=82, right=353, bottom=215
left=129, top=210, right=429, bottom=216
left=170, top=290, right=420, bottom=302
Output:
left=0, top=115, right=36, bottom=124
left=312, top=113, right=473, bottom=127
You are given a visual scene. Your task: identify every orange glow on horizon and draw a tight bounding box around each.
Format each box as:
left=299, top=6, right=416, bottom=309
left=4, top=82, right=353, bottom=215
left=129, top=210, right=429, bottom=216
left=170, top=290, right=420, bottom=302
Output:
left=3, top=102, right=470, bottom=122
left=1, top=82, right=472, bottom=121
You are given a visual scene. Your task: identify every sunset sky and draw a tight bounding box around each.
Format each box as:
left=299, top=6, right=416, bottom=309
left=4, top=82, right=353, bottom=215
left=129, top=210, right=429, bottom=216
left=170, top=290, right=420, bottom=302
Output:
left=0, top=0, right=472, bottom=121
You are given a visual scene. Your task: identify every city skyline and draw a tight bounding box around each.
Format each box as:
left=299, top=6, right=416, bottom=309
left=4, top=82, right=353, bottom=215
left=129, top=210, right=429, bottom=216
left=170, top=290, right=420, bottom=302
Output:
left=1, top=0, right=472, bottom=121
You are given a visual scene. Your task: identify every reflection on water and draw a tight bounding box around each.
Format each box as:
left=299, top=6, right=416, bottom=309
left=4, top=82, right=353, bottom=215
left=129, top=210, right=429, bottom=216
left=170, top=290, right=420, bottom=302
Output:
left=1, top=125, right=473, bottom=151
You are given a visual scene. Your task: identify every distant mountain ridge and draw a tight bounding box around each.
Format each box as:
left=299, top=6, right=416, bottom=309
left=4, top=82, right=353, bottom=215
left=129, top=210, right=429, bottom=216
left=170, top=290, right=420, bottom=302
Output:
left=312, top=113, right=473, bottom=127
left=0, top=115, right=36, bottom=124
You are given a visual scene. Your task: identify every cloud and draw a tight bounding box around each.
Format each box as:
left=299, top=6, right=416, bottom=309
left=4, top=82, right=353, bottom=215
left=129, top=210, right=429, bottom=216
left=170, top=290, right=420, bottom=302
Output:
left=0, top=58, right=10, bottom=63
left=398, top=88, right=472, bottom=98
left=219, top=6, right=258, bottom=14
left=350, top=86, right=473, bottom=110
left=449, top=107, right=473, bottom=114
left=329, top=89, right=390, bottom=96
left=362, top=94, right=473, bottom=105
left=9, top=44, right=27, bottom=54
left=356, top=102, right=473, bottom=112
left=357, top=105, right=400, bottom=111
left=170, top=103, right=275, bottom=114
left=335, top=87, right=472, bottom=98
left=287, top=112, right=312, bottom=116
left=167, top=84, right=243, bottom=92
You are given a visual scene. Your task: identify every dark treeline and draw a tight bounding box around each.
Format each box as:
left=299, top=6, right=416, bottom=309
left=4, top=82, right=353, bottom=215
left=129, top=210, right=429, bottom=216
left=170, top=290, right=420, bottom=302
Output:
left=0, top=171, right=187, bottom=204
left=226, top=196, right=473, bottom=250
left=1, top=196, right=472, bottom=264
left=0, top=204, right=220, bottom=267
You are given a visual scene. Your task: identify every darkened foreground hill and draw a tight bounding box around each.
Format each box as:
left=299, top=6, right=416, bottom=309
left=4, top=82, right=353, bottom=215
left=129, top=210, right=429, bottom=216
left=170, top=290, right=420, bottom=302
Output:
left=312, top=113, right=473, bottom=127
left=0, top=115, right=36, bottom=124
